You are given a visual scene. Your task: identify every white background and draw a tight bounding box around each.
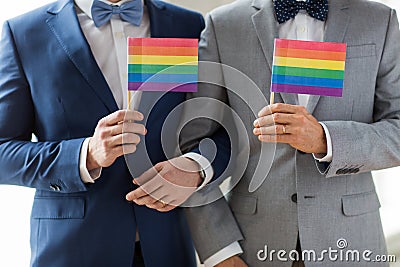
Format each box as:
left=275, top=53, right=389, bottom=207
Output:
left=0, top=0, right=399, bottom=266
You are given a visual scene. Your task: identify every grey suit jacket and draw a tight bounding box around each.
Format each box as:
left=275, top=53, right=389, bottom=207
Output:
left=182, top=0, right=400, bottom=266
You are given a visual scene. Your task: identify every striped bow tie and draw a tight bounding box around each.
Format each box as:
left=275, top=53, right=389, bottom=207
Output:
left=273, top=0, right=329, bottom=24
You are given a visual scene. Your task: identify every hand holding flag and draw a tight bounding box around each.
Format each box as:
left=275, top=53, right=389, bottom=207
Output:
left=255, top=39, right=347, bottom=153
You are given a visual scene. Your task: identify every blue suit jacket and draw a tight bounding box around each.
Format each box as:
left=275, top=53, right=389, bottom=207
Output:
left=0, top=0, right=205, bottom=266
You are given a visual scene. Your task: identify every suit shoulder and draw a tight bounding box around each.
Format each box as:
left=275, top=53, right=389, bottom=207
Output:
left=347, top=0, right=394, bottom=28
left=209, top=0, right=252, bottom=21
left=350, top=0, right=393, bottom=16
left=8, top=1, right=57, bottom=23
left=6, top=1, right=58, bottom=31
left=206, top=0, right=253, bottom=28
left=161, top=1, right=203, bottom=21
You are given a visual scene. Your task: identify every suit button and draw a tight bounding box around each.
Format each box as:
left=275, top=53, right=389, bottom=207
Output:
left=350, top=168, right=360, bottom=174
left=348, top=168, right=356, bottom=174
left=291, top=193, right=297, bottom=203
left=336, top=169, right=344, bottom=175
left=50, top=184, right=61, bottom=191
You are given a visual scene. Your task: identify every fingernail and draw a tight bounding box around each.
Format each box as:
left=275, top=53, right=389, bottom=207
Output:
left=253, top=128, right=259, bottom=135
left=253, top=120, right=259, bottom=127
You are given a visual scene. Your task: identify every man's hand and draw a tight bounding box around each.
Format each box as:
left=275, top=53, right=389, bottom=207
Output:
left=125, top=157, right=203, bottom=212
left=253, top=103, right=327, bottom=154
left=86, top=110, right=146, bottom=171
left=215, top=256, right=248, bottom=267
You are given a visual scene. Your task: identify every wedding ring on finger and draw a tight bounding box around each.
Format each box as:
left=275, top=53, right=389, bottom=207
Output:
left=159, top=199, right=167, bottom=208
left=282, top=125, right=287, bottom=134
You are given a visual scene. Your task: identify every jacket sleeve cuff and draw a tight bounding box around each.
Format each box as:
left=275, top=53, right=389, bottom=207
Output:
left=182, top=152, right=214, bottom=190
left=204, top=241, right=243, bottom=267
left=313, top=122, right=333, bottom=162
left=79, top=138, right=102, bottom=183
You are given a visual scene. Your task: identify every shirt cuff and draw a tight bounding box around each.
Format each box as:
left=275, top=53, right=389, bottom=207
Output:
left=79, top=138, right=102, bottom=183
left=313, top=122, right=333, bottom=163
left=203, top=242, right=243, bottom=267
left=182, top=152, right=214, bottom=190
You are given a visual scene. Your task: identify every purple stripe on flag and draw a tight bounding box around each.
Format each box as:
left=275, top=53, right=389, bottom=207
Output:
left=128, top=82, right=197, bottom=92
left=271, top=84, right=343, bottom=97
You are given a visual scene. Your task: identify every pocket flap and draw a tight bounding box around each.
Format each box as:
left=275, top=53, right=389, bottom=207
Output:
left=32, top=197, right=85, bottom=219
left=229, top=193, right=257, bottom=215
left=346, top=44, right=376, bottom=59
left=342, top=191, right=380, bottom=216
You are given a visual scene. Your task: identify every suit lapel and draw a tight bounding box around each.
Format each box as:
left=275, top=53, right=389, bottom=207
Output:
left=137, top=0, right=170, bottom=113
left=251, top=0, right=278, bottom=71
left=307, top=0, right=350, bottom=114
left=46, top=0, right=118, bottom=112
left=251, top=0, right=297, bottom=105
left=146, top=0, right=169, bottom=38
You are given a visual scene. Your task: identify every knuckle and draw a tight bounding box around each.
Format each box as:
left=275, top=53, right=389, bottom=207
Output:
left=101, top=139, right=110, bottom=149
left=117, top=110, right=125, bottom=117
left=294, top=115, right=302, bottom=122
left=155, top=162, right=163, bottom=169
left=160, top=171, right=170, bottom=180
left=99, top=129, right=109, bottom=139
left=116, top=110, right=125, bottom=120
left=275, top=103, right=283, bottom=110
left=98, top=118, right=107, bottom=127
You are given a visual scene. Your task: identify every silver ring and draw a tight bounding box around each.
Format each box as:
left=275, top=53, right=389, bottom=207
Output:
left=282, top=125, right=287, bottom=134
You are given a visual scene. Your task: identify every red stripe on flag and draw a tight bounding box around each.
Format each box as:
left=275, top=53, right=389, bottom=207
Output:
left=275, top=39, right=347, bottom=53
left=128, top=38, right=198, bottom=48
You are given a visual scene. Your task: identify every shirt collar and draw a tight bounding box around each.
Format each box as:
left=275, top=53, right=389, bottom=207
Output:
left=75, top=0, right=143, bottom=19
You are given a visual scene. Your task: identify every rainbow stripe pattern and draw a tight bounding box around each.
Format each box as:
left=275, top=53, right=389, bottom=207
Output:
left=271, top=39, right=346, bottom=97
left=128, top=38, right=198, bottom=92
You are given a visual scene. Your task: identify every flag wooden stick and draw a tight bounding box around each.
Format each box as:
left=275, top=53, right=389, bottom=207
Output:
left=128, top=90, right=131, bottom=110
left=270, top=92, right=275, bottom=105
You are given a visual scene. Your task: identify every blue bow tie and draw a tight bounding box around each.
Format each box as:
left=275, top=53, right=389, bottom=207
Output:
left=273, top=0, right=329, bottom=24
left=91, top=0, right=143, bottom=28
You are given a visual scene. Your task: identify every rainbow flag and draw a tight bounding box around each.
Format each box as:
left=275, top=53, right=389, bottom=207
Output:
left=271, top=39, right=346, bottom=97
left=128, top=38, right=198, bottom=92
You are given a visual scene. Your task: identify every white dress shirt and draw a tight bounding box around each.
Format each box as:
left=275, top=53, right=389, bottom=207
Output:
left=75, top=0, right=213, bottom=186
left=204, top=5, right=333, bottom=267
